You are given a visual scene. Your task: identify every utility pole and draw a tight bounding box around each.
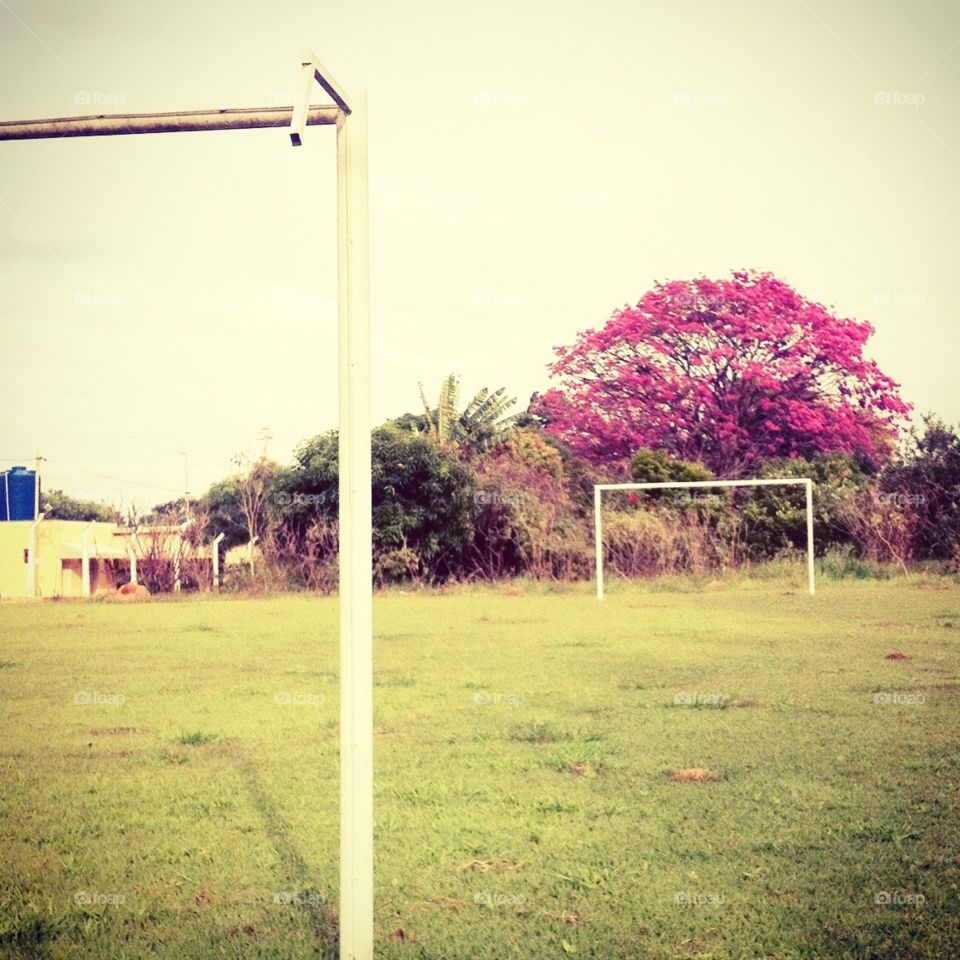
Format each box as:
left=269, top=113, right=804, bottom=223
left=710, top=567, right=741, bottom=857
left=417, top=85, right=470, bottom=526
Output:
left=257, top=426, right=273, bottom=460
left=175, top=450, right=189, bottom=521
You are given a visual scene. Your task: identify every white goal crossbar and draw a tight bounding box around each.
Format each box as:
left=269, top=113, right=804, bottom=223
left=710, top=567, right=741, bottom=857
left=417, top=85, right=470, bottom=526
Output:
left=593, top=478, right=815, bottom=599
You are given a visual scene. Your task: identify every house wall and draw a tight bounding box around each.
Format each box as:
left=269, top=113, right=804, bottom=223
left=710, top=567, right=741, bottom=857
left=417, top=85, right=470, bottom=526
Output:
left=35, top=521, right=122, bottom=598
left=1, top=519, right=211, bottom=598
left=0, top=522, right=30, bottom=598
left=0, top=520, right=123, bottom=598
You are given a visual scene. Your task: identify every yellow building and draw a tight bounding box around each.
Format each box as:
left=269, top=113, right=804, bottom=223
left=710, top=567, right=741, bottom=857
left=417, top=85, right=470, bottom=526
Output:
left=0, top=519, right=219, bottom=599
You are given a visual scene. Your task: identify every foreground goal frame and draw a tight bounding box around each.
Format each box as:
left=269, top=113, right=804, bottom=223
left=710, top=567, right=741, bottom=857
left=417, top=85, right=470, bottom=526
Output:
left=594, top=478, right=815, bottom=599
left=1, top=53, right=374, bottom=960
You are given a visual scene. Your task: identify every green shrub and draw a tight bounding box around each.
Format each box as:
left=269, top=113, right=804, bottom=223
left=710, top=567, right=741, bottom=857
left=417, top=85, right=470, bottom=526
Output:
left=630, top=447, right=713, bottom=484
left=739, top=454, right=870, bottom=558
left=880, top=417, right=960, bottom=561
left=818, top=545, right=889, bottom=580
left=373, top=544, right=421, bottom=586
left=271, top=425, right=475, bottom=584
left=471, top=432, right=590, bottom=580
left=602, top=509, right=740, bottom=578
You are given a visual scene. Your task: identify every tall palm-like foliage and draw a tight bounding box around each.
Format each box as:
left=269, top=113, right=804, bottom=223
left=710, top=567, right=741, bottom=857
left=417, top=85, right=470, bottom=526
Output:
left=417, top=373, right=521, bottom=453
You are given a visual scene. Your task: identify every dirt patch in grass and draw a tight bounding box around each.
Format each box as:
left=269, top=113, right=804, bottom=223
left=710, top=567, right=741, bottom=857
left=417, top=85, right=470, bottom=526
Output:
left=430, top=896, right=468, bottom=912
left=677, top=937, right=713, bottom=955
left=566, top=761, right=604, bottom=778
left=225, top=923, right=260, bottom=941
left=668, top=767, right=720, bottom=783
left=374, top=726, right=402, bottom=737
left=455, top=858, right=520, bottom=874
left=544, top=910, right=582, bottom=924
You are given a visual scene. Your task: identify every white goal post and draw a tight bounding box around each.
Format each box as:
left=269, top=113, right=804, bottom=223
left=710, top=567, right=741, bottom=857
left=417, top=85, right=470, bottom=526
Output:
left=594, top=478, right=815, bottom=599
left=1, top=53, right=374, bottom=960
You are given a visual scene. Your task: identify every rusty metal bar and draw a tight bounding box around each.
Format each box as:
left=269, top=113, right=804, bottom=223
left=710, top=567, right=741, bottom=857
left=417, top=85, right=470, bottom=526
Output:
left=0, top=104, right=340, bottom=141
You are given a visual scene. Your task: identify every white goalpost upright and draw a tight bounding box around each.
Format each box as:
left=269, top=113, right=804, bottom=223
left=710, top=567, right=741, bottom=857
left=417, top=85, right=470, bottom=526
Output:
left=1, top=53, right=375, bottom=960
left=594, top=477, right=816, bottom=599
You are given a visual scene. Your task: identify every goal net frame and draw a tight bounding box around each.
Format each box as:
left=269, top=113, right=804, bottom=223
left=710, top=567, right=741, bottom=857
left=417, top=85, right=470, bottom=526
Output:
left=593, top=478, right=815, bottom=599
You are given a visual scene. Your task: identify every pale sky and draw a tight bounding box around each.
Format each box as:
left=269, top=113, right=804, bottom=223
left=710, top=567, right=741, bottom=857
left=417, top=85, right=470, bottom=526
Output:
left=1, top=0, right=958, bottom=508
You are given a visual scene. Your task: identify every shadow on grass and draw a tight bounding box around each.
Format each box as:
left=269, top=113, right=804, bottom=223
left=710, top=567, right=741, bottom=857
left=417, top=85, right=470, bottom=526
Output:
left=228, top=742, right=340, bottom=959
left=0, top=915, right=63, bottom=960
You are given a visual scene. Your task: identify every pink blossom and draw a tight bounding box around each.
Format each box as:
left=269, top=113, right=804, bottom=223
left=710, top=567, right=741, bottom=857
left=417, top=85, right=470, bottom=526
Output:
left=543, top=270, right=911, bottom=475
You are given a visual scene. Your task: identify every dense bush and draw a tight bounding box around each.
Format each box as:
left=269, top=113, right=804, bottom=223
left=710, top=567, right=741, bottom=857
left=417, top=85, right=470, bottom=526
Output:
left=625, top=447, right=726, bottom=521
left=271, top=432, right=339, bottom=532
left=836, top=488, right=915, bottom=570
left=371, top=424, right=476, bottom=581
left=186, top=416, right=958, bottom=590
left=41, top=489, right=115, bottom=523
left=470, top=431, right=592, bottom=580
left=880, top=417, right=960, bottom=562
left=267, top=519, right=340, bottom=592
left=603, top=509, right=743, bottom=578
left=269, top=425, right=476, bottom=585
left=199, top=476, right=251, bottom=550
left=818, top=545, right=891, bottom=580
left=738, top=454, right=872, bottom=558
left=630, top=447, right=713, bottom=485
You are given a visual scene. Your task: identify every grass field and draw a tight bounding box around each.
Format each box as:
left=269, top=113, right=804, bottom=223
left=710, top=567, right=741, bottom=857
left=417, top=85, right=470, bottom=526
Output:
left=1, top=574, right=959, bottom=959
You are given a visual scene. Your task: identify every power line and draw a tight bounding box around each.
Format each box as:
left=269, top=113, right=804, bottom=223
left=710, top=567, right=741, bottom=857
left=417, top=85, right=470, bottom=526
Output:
left=2, top=453, right=240, bottom=496
left=25, top=457, right=186, bottom=494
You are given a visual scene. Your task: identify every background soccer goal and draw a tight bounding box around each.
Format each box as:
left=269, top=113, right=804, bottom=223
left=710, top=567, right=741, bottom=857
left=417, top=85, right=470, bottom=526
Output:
left=593, top=478, right=815, bottom=599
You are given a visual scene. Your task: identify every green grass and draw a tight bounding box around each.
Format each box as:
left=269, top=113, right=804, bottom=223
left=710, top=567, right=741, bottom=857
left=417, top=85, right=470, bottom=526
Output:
left=1, top=575, right=959, bottom=958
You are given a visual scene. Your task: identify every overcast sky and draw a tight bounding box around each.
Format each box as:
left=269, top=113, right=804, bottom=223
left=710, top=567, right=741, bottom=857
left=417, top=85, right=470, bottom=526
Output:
left=0, top=0, right=957, bottom=509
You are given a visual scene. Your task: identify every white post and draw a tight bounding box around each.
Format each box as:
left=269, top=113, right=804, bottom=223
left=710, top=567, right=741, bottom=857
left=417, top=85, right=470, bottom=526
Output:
left=336, top=91, right=374, bottom=960
left=81, top=521, right=93, bottom=597
left=34, top=452, right=41, bottom=518
left=127, top=548, right=137, bottom=585
left=805, top=479, right=815, bottom=596
left=212, top=532, right=225, bottom=591
left=594, top=485, right=604, bottom=600
left=26, top=512, right=44, bottom=597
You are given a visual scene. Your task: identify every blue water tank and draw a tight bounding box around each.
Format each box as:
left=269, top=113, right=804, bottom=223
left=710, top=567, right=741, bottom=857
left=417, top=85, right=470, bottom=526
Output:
left=5, top=466, right=37, bottom=521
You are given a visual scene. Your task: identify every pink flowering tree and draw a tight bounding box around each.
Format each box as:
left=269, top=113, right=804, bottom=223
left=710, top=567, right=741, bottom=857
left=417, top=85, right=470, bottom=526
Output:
left=542, top=271, right=911, bottom=476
